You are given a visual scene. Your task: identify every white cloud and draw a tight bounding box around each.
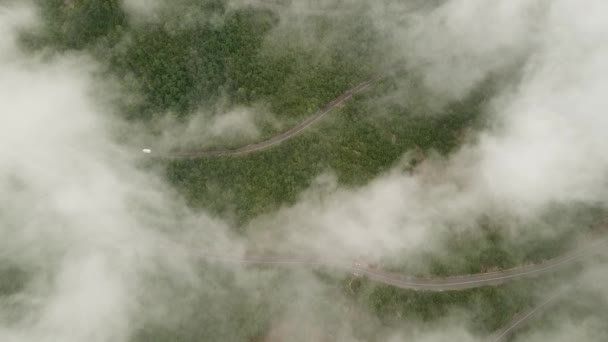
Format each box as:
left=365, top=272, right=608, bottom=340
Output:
left=248, top=0, right=608, bottom=262
left=4, top=1, right=608, bottom=340
left=0, top=4, right=238, bottom=341
left=120, top=0, right=163, bottom=19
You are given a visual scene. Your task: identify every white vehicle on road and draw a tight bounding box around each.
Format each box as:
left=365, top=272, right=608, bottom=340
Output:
left=142, top=148, right=152, bottom=154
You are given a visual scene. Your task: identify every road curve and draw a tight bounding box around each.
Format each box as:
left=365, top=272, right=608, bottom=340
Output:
left=145, top=74, right=604, bottom=290
left=143, top=70, right=602, bottom=336
left=177, top=237, right=606, bottom=292
left=144, top=75, right=606, bottom=290
left=153, top=78, right=376, bottom=159
left=489, top=289, right=565, bottom=342
left=143, top=75, right=603, bottom=338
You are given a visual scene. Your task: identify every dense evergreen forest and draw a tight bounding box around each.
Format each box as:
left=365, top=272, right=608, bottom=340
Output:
left=25, top=0, right=375, bottom=122
left=12, top=2, right=602, bottom=341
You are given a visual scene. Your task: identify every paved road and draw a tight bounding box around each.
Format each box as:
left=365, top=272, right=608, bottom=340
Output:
left=144, top=72, right=602, bottom=336
left=358, top=238, right=606, bottom=291
left=490, top=288, right=567, bottom=342
left=177, top=237, right=606, bottom=292
left=144, top=75, right=606, bottom=291
left=183, top=241, right=601, bottom=341
left=153, top=78, right=376, bottom=159
left=145, top=75, right=606, bottom=291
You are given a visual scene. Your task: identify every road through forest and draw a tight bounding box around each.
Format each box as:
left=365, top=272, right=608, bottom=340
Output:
left=188, top=237, right=606, bottom=291
left=150, top=77, right=604, bottom=340
left=165, top=237, right=603, bottom=341
left=153, top=78, right=375, bottom=159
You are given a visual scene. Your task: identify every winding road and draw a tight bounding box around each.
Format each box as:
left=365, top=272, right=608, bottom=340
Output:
left=188, top=237, right=606, bottom=291
left=149, top=76, right=603, bottom=340
left=490, top=288, right=567, bottom=342
left=184, top=239, right=603, bottom=341
left=153, top=78, right=376, bottom=159
left=169, top=237, right=603, bottom=341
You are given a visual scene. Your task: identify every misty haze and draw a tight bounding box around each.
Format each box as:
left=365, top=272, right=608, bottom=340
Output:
left=1, top=0, right=607, bottom=341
